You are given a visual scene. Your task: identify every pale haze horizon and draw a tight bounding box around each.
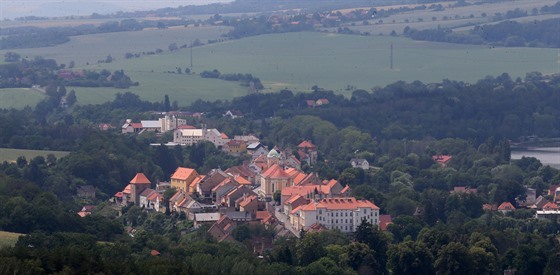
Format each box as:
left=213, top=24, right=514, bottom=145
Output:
left=0, top=0, right=234, bottom=19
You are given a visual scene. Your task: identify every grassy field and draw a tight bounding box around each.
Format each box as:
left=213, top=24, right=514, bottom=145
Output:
left=0, top=25, right=232, bottom=67
left=70, top=72, right=247, bottom=105
left=0, top=88, right=45, bottom=109
left=338, top=0, right=559, bottom=35
left=92, top=32, right=559, bottom=96
left=0, top=148, right=70, bottom=163
left=0, top=231, right=23, bottom=248
left=2, top=31, right=558, bottom=107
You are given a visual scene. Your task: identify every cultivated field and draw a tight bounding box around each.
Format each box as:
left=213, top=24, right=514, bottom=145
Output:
left=2, top=31, right=557, bottom=108
left=0, top=231, right=23, bottom=248
left=335, top=0, right=559, bottom=35
left=0, top=148, right=70, bottom=163
left=70, top=72, right=247, bottom=105
left=92, top=32, right=559, bottom=95
left=0, top=25, right=232, bottom=67
left=0, top=88, right=45, bottom=109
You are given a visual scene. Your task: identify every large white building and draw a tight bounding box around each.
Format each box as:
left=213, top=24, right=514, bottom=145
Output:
left=173, top=127, right=230, bottom=147
left=290, top=197, right=380, bottom=233
left=122, top=116, right=187, bottom=133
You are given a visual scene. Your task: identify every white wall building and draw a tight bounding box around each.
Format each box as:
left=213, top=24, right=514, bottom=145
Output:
left=291, top=197, right=380, bottom=233
left=173, top=127, right=230, bottom=147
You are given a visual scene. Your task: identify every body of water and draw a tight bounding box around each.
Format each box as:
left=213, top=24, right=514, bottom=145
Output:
left=511, top=147, right=560, bottom=169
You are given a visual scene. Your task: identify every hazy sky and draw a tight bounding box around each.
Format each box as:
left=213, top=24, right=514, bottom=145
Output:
left=0, top=0, right=233, bottom=19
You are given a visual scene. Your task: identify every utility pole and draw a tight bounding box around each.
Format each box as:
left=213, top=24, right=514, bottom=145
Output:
left=390, top=42, right=393, bottom=70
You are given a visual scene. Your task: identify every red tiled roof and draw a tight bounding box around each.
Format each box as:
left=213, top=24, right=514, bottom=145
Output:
left=77, top=211, right=91, bottom=218
left=130, top=173, right=151, bottom=185
left=150, top=250, right=160, bottom=256
left=131, top=123, right=143, bottom=129
left=114, top=191, right=123, bottom=198
left=221, top=133, right=229, bottom=139
left=306, top=100, right=316, bottom=107
left=432, top=155, right=452, bottom=163
left=379, top=215, right=393, bottom=231
left=239, top=195, right=257, bottom=207
left=285, top=194, right=304, bottom=205
left=543, top=202, right=559, bottom=210
left=298, top=140, right=316, bottom=149
left=178, top=125, right=196, bottom=129
left=256, top=211, right=272, bottom=222
left=293, top=172, right=308, bottom=185
left=340, top=185, right=350, bottom=194
left=308, top=222, right=327, bottom=232
left=326, top=179, right=338, bottom=188
left=262, top=164, right=291, bottom=179
left=498, top=202, right=516, bottom=210
left=233, top=175, right=251, bottom=185
left=312, top=197, right=379, bottom=210
left=282, top=185, right=316, bottom=197
left=122, top=184, right=132, bottom=194
left=171, top=167, right=197, bottom=181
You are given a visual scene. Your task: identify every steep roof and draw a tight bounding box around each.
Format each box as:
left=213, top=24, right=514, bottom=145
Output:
left=542, top=202, right=559, bottom=210
left=432, top=155, right=453, bottom=164
left=239, top=195, right=258, bottom=208
left=139, top=188, right=156, bottom=197
left=130, top=173, right=151, bottom=185
left=261, top=164, right=291, bottom=179
left=379, top=215, right=393, bottom=231
left=498, top=202, right=516, bottom=210
left=298, top=140, right=316, bottom=149
left=171, top=167, right=197, bottom=181
left=233, top=175, right=251, bottom=185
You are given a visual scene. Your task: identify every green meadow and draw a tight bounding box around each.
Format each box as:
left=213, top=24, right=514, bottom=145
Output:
left=0, top=148, right=70, bottom=163
left=1, top=31, right=558, bottom=108
left=0, top=231, right=23, bottom=248
left=0, top=88, right=45, bottom=109
left=0, top=25, right=232, bottom=67
left=95, top=32, right=559, bottom=95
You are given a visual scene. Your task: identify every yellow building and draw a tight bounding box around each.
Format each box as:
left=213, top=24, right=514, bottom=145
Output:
left=171, top=167, right=199, bottom=192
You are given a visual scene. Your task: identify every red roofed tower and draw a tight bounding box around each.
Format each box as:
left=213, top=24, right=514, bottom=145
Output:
left=130, top=173, right=151, bottom=205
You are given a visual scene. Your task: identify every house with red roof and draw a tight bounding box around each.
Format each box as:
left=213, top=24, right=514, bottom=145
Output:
left=198, top=169, right=229, bottom=198
left=119, top=173, right=151, bottom=206
left=212, top=178, right=239, bottom=205
left=432, top=155, right=453, bottom=167
left=283, top=194, right=309, bottom=215
left=208, top=216, right=237, bottom=242
left=297, top=140, right=318, bottom=166
left=378, top=215, right=393, bottom=231
left=290, top=197, right=380, bottom=233
left=536, top=202, right=560, bottom=221
left=222, top=185, right=257, bottom=207
left=542, top=202, right=559, bottom=211
left=170, top=167, right=199, bottom=192
left=239, top=195, right=259, bottom=218
left=498, top=202, right=516, bottom=213
left=223, top=139, right=247, bottom=155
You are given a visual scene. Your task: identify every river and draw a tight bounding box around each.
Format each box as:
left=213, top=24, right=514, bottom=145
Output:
left=511, top=147, right=560, bottom=169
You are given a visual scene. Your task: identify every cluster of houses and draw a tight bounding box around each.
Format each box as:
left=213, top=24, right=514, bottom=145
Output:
left=110, top=138, right=383, bottom=241
left=450, top=184, right=560, bottom=221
